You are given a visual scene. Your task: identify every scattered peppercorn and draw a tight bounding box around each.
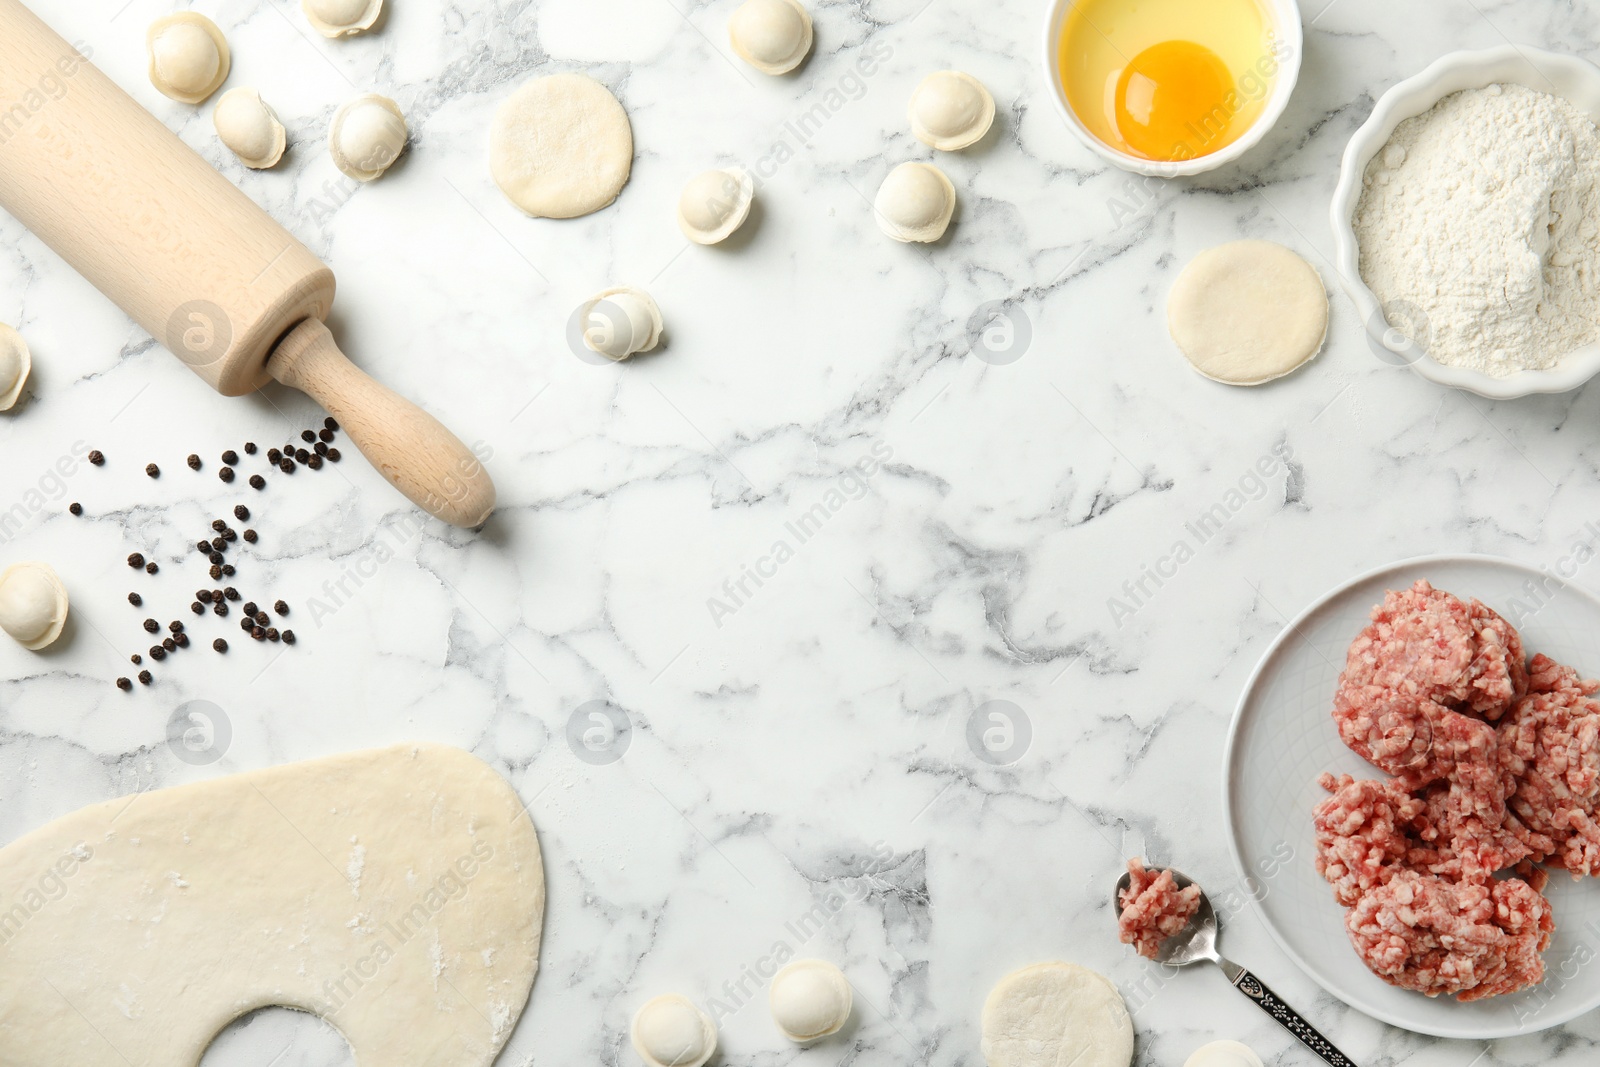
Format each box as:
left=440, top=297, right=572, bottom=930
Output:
left=213, top=600, right=229, bottom=616
left=196, top=539, right=211, bottom=553
left=266, top=628, right=280, bottom=642
left=198, top=589, right=213, bottom=603
left=145, top=561, right=158, bottom=575
left=318, top=428, right=335, bottom=443
left=223, top=528, right=237, bottom=542
left=149, top=646, right=166, bottom=661
left=211, top=519, right=226, bottom=533
left=128, top=592, right=142, bottom=606
left=326, top=448, right=341, bottom=463
left=161, top=637, right=176, bottom=653
left=219, top=466, right=235, bottom=483
left=211, top=537, right=225, bottom=551
left=325, top=417, right=339, bottom=431
left=243, top=529, right=258, bottom=543
left=212, top=589, right=224, bottom=601
left=308, top=454, right=323, bottom=470
left=145, top=463, right=159, bottom=478
left=234, top=505, right=250, bottom=521
left=131, top=653, right=142, bottom=665
left=224, top=587, right=239, bottom=601
left=301, top=429, right=316, bottom=443
left=244, top=442, right=257, bottom=455
left=249, top=474, right=266, bottom=489
left=116, top=677, right=132, bottom=691
left=274, top=601, right=289, bottom=616
left=239, top=618, right=253, bottom=632
left=143, top=618, right=159, bottom=633
left=221, top=564, right=235, bottom=577
left=89, top=450, right=105, bottom=466
left=279, top=459, right=295, bottom=473
left=209, top=564, right=223, bottom=580
left=168, top=620, right=184, bottom=633
left=187, top=454, right=202, bottom=470
left=242, top=602, right=258, bottom=616
left=138, top=670, right=152, bottom=685
left=254, top=611, right=269, bottom=626
left=69, top=502, right=82, bottom=515
left=209, top=552, right=224, bottom=566
left=191, top=601, right=203, bottom=614
left=295, top=448, right=311, bottom=464
left=213, top=638, right=229, bottom=653
left=174, top=632, right=189, bottom=648
left=252, top=626, right=266, bottom=641
left=282, top=629, right=296, bottom=644
left=267, top=448, right=283, bottom=465
left=127, top=553, right=144, bottom=569
left=221, top=450, right=239, bottom=465
left=314, top=441, right=329, bottom=456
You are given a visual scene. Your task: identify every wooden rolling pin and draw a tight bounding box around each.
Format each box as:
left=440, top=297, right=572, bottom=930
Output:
left=0, top=0, right=495, bottom=528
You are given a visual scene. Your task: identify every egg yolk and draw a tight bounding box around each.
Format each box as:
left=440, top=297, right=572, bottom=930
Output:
left=1114, top=40, right=1235, bottom=161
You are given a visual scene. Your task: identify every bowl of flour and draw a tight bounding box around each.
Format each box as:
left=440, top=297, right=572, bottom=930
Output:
left=1331, top=46, right=1600, bottom=398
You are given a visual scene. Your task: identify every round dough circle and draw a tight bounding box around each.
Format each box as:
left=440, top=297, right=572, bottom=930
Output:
left=1184, top=1041, right=1264, bottom=1067
left=214, top=88, right=286, bottom=169
left=630, top=994, right=716, bottom=1067
left=729, top=0, right=814, bottom=75
left=0, top=562, right=69, bottom=651
left=769, top=958, right=851, bottom=1042
left=0, top=323, right=30, bottom=411
left=1167, top=239, right=1327, bottom=386
left=329, top=94, right=408, bottom=182
left=874, top=162, right=956, bottom=243
left=490, top=74, right=633, bottom=219
left=980, top=962, right=1133, bottom=1067
left=909, top=71, right=995, bottom=151
left=147, top=13, right=231, bottom=105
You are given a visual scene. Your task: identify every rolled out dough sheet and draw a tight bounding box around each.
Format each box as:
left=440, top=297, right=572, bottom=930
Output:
left=0, top=743, right=544, bottom=1067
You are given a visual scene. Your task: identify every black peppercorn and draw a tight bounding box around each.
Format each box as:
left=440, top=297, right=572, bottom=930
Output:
left=318, top=428, right=335, bottom=443
left=301, top=429, right=316, bottom=443
left=209, top=564, right=223, bottom=580
left=198, top=589, right=213, bottom=603
left=168, top=620, right=183, bottom=633
left=213, top=638, right=228, bottom=652
left=211, top=537, right=225, bottom=552
left=211, top=519, right=226, bottom=533
left=244, top=442, right=257, bottom=455
left=161, top=637, right=176, bottom=652
left=143, top=618, right=159, bottom=633
left=213, top=600, right=229, bottom=616
left=187, top=454, right=202, bottom=470
left=326, top=448, right=341, bottom=462
left=279, top=458, right=295, bottom=473
left=325, top=417, right=339, bottom=431
left=219, top=466, right=235, bottom=483
left=267, top=448, right=283, bottom=465
left=196, top=539, right=211, bottom=553
left=266, top=628, right=280, bottom=642
left=243, top=529, right=258, bottom=543
left=308, top=454, right=323, bottom=470
left=149, top=646, right=166, bottom=661
left=145, top=463, right=159, bottom=478
left=138, top=670, right=152, bottom=685
left=281, top=629, right=296, bottom=644
left=145, top=561, right=158, bottom=575
left=88, top=450, right=105, bottom=466
left=249, top=474, right=265, bottom=489
left=233, top=505, right=250, bottom=521
left=254, top=611, right=269, bottom=626
left=128, top=592, right=142, bottom=606
left=191, top=601, right=203, bottom=614
left=223, top=528, right=237, bottom=542
left=127, top=553, right=144, bottom=569
left=212, top=589, right=225, bottom=601
left=240, top=618, right=253, bottom=632
left=116, top=677, right=132, bottom=691
left=314, top=441, right=329, bottom=456
left=224, top=587, right=239, bottom=601
left=242, top=601, right=258, bottom=616
left=174, top=632, right=189, bottom=648
left=69, top=502, right=82, bottom=515
left=221, top=450, right=239, bottom=465
left=295, top=448, right=310, bottom=464
left=209, top=552, right=224, bottom=566
left=131, top=653, right=142, bottom=665
left=221, top=564, right=235, bottom=576
left=252, top=626, right=266, bottom=641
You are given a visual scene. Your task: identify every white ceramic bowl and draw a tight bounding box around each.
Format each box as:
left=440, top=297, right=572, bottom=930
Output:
left=1330, top=46, right=1600, bottom=399
left=1225, top=554, right=1600, bottom=1039
left=1041, top=0, right=1303, bottom=177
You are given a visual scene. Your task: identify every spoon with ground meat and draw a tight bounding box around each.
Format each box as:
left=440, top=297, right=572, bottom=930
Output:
left=1114, top=863, right=1358, bottom=1067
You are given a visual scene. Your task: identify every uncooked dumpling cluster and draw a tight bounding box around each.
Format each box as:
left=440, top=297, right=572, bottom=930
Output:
left=875, top=70, right=995, bottom=243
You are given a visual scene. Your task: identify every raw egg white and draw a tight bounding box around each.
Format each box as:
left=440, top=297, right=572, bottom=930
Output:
left=1059, top=0, right=1282, bottom=163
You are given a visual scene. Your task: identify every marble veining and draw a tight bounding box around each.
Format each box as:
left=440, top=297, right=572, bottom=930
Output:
left=5, top=0, right=1600, bottom=1064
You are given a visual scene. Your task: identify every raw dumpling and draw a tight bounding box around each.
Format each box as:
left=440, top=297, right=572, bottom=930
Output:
left=630, top=995, right=716, bottom=1067
left=581, top=287, right=662, bottom=361
left=677, top=168, right=754, bottom=245
left=873, top=162, right=955, bottom=243
left=729, top=0, right=813, bottom=75
left=909, top=71, right=995, bottom=151
left=214, top=88, right=286, bottom=169
left=769, top=959, right=851, bottom=1042
left=329, top=94, right=408, bottom=182
left=0, top=562, right=69, bottom=651
left=147, top=12, right=231, bottom=105
left=0, top=324, right=30, bottom=411
left=303, top=0, right=384, bottom=37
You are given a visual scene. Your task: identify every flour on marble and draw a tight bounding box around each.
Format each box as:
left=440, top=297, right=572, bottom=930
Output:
left=1355, top=83, right=1600, bottom=376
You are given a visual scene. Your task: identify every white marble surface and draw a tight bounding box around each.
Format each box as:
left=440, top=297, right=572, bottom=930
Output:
left=5, top=0, right=1600, bottom=1064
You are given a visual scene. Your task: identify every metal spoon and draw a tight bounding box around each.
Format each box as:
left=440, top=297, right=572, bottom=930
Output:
left=1114, top=867, right=1358, bottom=1067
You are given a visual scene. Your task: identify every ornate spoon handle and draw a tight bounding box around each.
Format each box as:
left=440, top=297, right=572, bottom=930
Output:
left=1221, top=963, right=1358, bottom=1067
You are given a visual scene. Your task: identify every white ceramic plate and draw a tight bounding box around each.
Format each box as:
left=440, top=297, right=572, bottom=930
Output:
left=1329, top=47, right=1600, bottom=398
left=1225, top=555, right=1600, bottom=1039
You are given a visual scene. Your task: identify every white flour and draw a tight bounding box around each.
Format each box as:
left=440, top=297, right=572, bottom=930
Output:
left=1355, top=83, right=1600, bottom=376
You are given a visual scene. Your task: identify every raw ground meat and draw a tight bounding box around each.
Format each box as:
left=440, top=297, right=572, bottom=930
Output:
left=1117, top=858, right=1201, bottom=959
left=1336, top=580, right=1527, bottom=719
left=1312, top=582, right=1594, bottom=1001
left=1343, top=870, right=1552, bottom=1001
left=1498, top=654, right=1600, bottom=876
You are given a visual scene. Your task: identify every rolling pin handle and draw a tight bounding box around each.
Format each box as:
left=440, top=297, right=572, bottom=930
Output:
left=266, top=319, right=497, bottom=529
